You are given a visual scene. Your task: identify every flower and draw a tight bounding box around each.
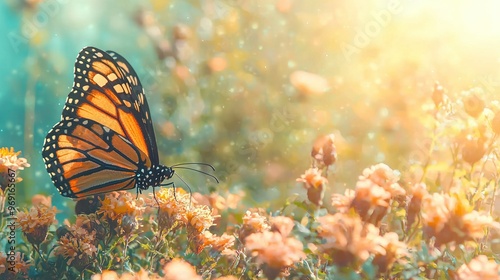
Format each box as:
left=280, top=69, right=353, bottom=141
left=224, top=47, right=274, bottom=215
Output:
left=290, top=70, right=329, bottom=96
left=296, top=168, right=328, bottom=206
left=0, top=252, right=30, bottom=278
left=239, top=210, right=270, bottom=242
left=359, top=163, right=405, bottom=197
left=270, top=216, right=295, bottom=237
left=55, top=220, right=98, bottom=271
left=194, top=231, right=235, bottom=254
left=98, top=191, right=146, bottom=235
left=407, top=183, right=428, bottom=230
left=91, top=269, right=158, bottom=280
left=461, top=137, right=485, bottom=165
left=432, top=81, right=445, bottom=107
left=154, top=188, right=191, bottom=233
left=183, top=203, right=215, bottom=234
left=462, top=89, right=485, bottom=118
left=421, top=192, right=499, bottom=246
left=0, top=147, right=30, bottom=171
left=492, top=110, right=500, bottom=135
left=456, top=255, right=500, bottom=279
left=311, top=134, right=337, bottom=167
left=0, top=147, right=30, bottom=191
left=31, top=194, right=52, bottom=208
left=331, top=189, right=355, bottom=213
left=245, top=231, right=305, bottom=279
left=163, top=258, right=201, bottom=280
left=351, top=163, right=405, bottom=224
left=209, top=232, right=235, bottom=252
left=17, top=204, right=57, bottom=245
left=316, top=213, right=382, bottom=267
left=372, top=232, right=408, bottom=274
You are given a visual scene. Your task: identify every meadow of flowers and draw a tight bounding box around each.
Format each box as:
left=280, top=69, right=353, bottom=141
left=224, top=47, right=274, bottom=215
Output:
left=3, top=86, right=500, bottom=279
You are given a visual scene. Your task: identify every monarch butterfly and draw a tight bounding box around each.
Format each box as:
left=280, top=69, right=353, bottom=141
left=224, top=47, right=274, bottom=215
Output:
left=42, top=46, right=215, bottom=198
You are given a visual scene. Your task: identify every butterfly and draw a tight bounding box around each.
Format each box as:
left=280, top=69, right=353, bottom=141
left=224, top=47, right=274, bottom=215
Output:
left=42, top=46, right=216, bottom=198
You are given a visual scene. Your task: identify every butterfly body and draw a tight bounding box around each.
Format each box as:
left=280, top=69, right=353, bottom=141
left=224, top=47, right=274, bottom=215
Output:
left=42, top=47, right=173, bottom=198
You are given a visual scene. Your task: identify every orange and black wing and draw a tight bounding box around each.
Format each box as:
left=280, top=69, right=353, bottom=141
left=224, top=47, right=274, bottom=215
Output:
left=42, top=118, right=151, bottom=198
left=62, top=46, right=159, bottom=164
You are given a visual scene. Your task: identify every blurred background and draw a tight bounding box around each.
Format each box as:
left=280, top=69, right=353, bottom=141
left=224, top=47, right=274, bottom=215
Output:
left=2, top=0, right=500, bottom=210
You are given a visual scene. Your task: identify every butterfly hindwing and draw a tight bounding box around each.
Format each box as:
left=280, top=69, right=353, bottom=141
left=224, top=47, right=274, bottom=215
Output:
left=42, top=118, right=151, bottom=198
left=62, top=46, right=159, bottom=165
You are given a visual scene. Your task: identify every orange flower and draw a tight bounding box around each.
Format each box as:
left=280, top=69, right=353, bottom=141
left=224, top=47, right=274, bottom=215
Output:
left=407, top=183, right=428, bottom=230
left=352, top=163, right=405, bottom=224
left=55, top=218, right=98, bottom=270
left=245, top=231, right=305, bottom=276
left=290, top=70, right=329, bottom=96
left=31, top=194, right=52, bottom=208
left=492, top=110, right=500, bottom=135
left=0, top=252, right=30, bottom=278
left=0, top=147, right=30, bottom=171
left=91, top=269, right=159, bottom=280
left=239, top=210, right=270, bottom=242
left=462, top=89, right=485, bottom=118
left=0, top=147, right=30, bottom=190
left=316, top=213, right=382, bottom=267
left=432, top=81, right=445, bottom=107
left=195, top=231, right=235, bottom=253
left=99, top=191, right=146, bottom=235
left=163, top=258, right=201, bottom=280
left=296, top=168, right=328, bottom=206
left=270, top=216, right=295, bottom=237
left=456, top=255, right=500, bottom=279
left=183, top=204, right=215, bottom=234
left=359, top=163, right=405, bottom=197
left=372, top=232, right=408, bottom=274
left=461, top=137, right=485, bottom=165
left=154, top=188, right=191, bottom=233
left=210, top=232, right=235, bottom=252
left=193, top=191, right=243, bottom=213
left=311, top=134, right=337, bottom=168
left=17, top=204, right=57, bottom=245
left=331, top=189, right=354, bottom=213
left=421, top=192, right=498, bottom=246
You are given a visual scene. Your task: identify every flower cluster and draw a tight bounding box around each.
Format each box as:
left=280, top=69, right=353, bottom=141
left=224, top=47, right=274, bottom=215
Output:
left=16, top=199, right=57, bottom=246
left=316, top=213, right=406, bottom=271
left=98, top=191, right=146, bottom=235
left=244, top=216, right=306, bottom=279
left=421, top=192, right=498, bottom=246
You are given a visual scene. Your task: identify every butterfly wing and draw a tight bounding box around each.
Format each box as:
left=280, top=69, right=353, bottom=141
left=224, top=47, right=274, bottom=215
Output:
left=42, top=118, right=151, bottom=198
left=106, top=49, right=159, bottom=164
left=62, top=46, right=159, bottom=164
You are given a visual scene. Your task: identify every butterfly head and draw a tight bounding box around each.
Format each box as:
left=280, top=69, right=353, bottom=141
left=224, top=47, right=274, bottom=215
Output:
left=136, top=164, right=174, bottom=191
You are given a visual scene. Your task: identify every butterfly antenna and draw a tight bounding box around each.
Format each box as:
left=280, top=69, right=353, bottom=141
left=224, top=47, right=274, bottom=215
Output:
left=173, top=166, right=220, bottom=183
left=171, top=162, right=216, bottom=171
left=174, top=173, right=193, bottom=203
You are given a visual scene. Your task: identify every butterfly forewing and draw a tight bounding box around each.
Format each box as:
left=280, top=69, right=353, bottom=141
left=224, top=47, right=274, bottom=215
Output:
left=42, top=118, right=151, bottom=198
left=62, top=46, right=159, bottom=164
left=107, top=50, right=159, bottom=164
